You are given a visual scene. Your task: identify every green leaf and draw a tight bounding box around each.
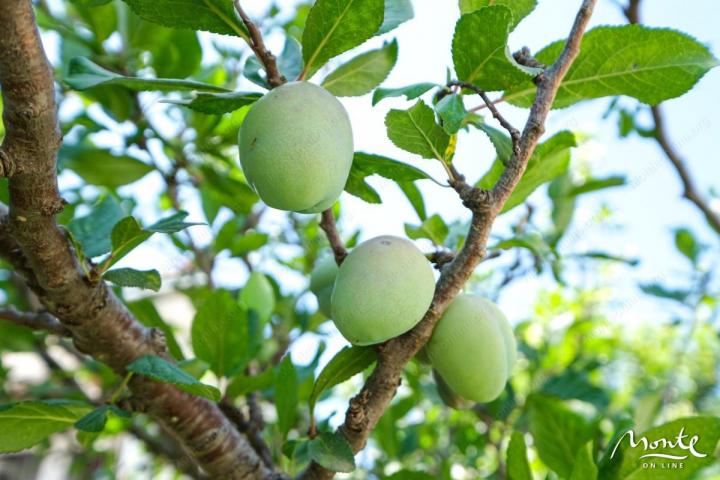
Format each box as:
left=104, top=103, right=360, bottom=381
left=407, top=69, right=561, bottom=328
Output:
left=121, top=0, right=249, bottom=38
left=344, top=152, right=431, bottom=204
left=308, top=431, right=356, bottom=473
left=547, top=173, right=576, bottom=245
left=322, top=40, right=398, bottom=97
left=505, top=25, right=719, bottom=108
left=452, top=7, right=540, bottom=92
left=477, top=131, right=576, bottom=213
left=569, top=442, right=597, bottom=480
left=127, top=298, right=184, bottom=360
left=398, top=181, right=427, bottom=221
left=239, top=272, right=275, bottom=324
left=68, top=196, right=125, bottom=258
left=243, top=56, right=270, bottom=89
left=62, top=148, right=154, bottom=188
left=405, top=214, right=449, bottom=246
left=345, top=170, right=381, bottom=203
left=308, top=346, right=376, bottom=420
left=0, top=400, right=92, bottom=453
left=74, top=405, right=130, bottom=433
left=385, top=100, right=450, bottom=161
left=372, top=82, right=437, bottom=105
left=278, top=36, right=303, bottom=81
left=674, top=227, right=703, bottom=263
left=385, top=472, right=434, bottom=480
left=198, top=165, right=258, bottom=219
left=507, top=431, right=532, bottom=480
left=230, top=231, right=269, bottom=257
left=470, top=116, right=513, bottom=161
left=72, top=0, right=117, bottom=42
left=103, top=268, right=161, bottom=291
left=568, top=175, right=626, bottom=196
left=127, top=355, right=220, bottom=401
left=435, top=94, right=467, bottom=134
left=577, top=251, right=639, bottom=266
left=540, top=370, right=610, bottom=410
left=65, top=57, right=229, bottom=92
left=129, top=18, right=202, bottom=79
left=275, top=356, right=298, bottom=439
left=492, top=232, right=551, bottom=261
left=191, top=290, right=250, bottom=378
left=302, top=0, right=385, bottom=77
left=226, top=368, right=275, bottom=398
left=164, top=91, right=262, bottom=114
left=459, top=0, right=536, bottom=28
left=148, top=211, right=203, bottom=233
left=177, top=358, right=210, bottom=379
left=528, top=395, right=595, bottom=478
left=378, top=0, right=414, bottom=34
left=639, top=283, right=689, bottom=303
left=108, top=216, right=152, bottom=268
left=612, top=417, right=720, bottom=480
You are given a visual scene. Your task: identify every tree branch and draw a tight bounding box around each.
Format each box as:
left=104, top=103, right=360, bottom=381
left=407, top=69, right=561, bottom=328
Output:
left=0, top=2, right=276, bottom=478
left=129, top=424, right=208, bottom=480
left=319, top=209, right=348, bottom=265
left=623, top=1, right=720, bottom=235
left=0, top=306, right=70, bottom=336
left=219, top=396, right=276, bottom=470
left=233, top=1, right=286, bottom=88
left=302, top=1, right=598, bottom=478
left=447, top=80, right=521, bottom=155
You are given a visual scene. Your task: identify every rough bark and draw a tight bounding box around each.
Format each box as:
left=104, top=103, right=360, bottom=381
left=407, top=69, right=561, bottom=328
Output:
left=0, top=1, right=274, bottom=478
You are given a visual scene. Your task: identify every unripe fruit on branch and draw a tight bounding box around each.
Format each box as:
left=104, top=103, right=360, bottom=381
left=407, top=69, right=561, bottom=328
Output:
left=238, top=81, right=353, bottom=213
left=331, top=236, right=435, bottom=345
left=309, top=256, right=338, bottom=318
left=427, top=295, right=516, bottom=403
left=433, top=369, right=474, bottom=410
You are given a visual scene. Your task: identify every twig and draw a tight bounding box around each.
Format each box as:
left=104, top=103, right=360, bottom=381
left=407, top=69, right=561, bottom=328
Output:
left=219, top=397, right=275, bottom=470
left=299, top=1, right=598, bottom=478
left=319, top=209, right=348, bottom=265
left=622, top=0, right=720, bottom=235
left=428, top=250, right=455, bottom=270
left=447, top=80, right=521, bottom=154
left=129, top=424, right=208, bottom=480
left=0, top=307, right=71, bottom=336
left=233, top=1, right=286, bottom=88
left=647, top=108, right=720, bottom=234
left=468, top=96, right=506, bottom=113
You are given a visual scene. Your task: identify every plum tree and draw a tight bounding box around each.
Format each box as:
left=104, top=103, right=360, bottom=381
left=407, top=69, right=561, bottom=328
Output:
left=5, top=0, right=720, bottom=478
left=331, top=236, right=435, bottom=345
left=309, top=256, right=339, bottom=318
left=238, top=81, right=353, bottom=213
left=427, top=295, right=516, bottom=403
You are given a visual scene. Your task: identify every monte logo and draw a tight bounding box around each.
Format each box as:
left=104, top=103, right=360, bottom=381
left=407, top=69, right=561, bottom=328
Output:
left=610, top=427, right=707, bottom=461
left=608, top=417, right=720, bottom=475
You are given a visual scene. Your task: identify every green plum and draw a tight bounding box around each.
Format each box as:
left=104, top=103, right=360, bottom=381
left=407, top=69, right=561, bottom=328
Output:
left=239, top=271, right=275, bottom=324
left=427, top=295, right=516, bottom=403
left=238, top=81, right=353, bottom=213
left=309, top=256, right=338, bottom=317
left=331, top=236, right=435, bottom=345
left=433, top=369, right=474, bottom=410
